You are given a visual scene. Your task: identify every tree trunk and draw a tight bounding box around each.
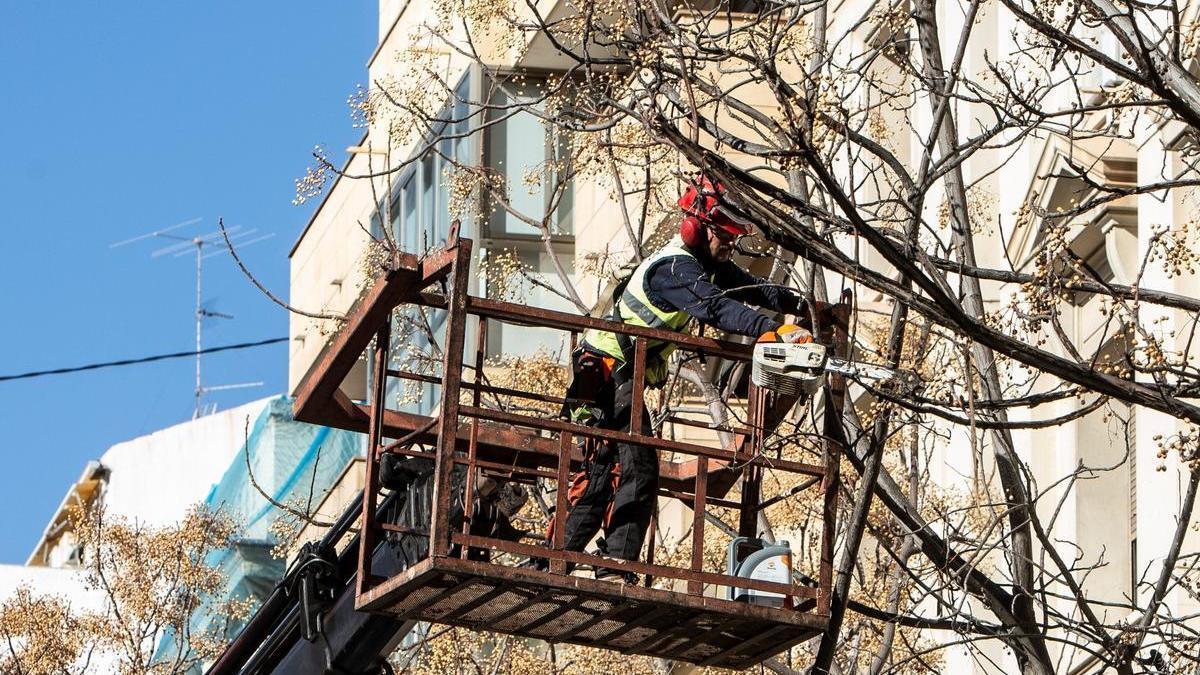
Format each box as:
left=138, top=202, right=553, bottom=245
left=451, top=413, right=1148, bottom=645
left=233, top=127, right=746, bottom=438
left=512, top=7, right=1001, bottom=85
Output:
left=912, top=0, right=1053, bottom=670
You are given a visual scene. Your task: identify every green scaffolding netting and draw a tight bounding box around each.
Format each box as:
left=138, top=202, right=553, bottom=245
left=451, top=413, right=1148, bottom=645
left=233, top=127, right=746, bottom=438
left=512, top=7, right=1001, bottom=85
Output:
left=204, top=395, right=362, bottom=543
left=156, top=395, right=364, bottom=665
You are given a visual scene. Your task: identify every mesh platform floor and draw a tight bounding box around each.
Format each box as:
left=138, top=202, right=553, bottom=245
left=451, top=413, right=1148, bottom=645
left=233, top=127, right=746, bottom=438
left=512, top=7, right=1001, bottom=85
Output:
left=358, top=557, right=827, bottom=669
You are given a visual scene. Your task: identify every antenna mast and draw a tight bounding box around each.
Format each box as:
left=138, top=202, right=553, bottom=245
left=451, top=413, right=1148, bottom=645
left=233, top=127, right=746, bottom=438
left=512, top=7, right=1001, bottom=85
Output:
left=111, top=218, right=274, bottom=418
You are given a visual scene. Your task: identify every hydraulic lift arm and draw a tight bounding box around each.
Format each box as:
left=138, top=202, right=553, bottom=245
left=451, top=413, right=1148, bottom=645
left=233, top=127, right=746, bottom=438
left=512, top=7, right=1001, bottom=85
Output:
left=207, top=492, right=418, bottom=675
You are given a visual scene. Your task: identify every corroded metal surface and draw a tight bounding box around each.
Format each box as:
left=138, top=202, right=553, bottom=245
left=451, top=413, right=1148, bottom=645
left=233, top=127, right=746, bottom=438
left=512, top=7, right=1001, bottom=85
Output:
left=360, top=557, right=827, bottom=670
left=293, top=226, right=843, bottom=667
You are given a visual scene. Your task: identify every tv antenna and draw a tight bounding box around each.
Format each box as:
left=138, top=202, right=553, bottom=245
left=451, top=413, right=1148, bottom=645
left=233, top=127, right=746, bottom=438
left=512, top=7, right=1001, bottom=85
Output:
left=111, top=217, right=275, bottom=418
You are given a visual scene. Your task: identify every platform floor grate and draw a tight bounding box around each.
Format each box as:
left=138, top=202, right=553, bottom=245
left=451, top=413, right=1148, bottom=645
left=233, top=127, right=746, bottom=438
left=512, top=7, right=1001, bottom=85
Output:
left=358, top=557, right=827, bottom=670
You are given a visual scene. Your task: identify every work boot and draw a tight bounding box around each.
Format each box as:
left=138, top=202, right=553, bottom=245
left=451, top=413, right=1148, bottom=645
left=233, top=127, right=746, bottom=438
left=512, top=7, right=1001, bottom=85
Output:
left=593, top=567, right=639, bottom=585
left=521, top=555, right=580, bottom=574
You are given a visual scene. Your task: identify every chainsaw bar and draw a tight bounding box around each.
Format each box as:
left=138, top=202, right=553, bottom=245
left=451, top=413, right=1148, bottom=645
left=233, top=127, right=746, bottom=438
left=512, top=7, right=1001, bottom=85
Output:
left=824, top=357, right=902, bottom=382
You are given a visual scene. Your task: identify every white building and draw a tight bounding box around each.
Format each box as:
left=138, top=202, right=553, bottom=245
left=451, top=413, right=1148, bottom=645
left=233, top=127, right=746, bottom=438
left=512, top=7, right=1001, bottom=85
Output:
left=0, top=398, right=272, bottom=671
left=2, top=394, right=369, bottom=670
left=15, top=397, right=271, bottom=576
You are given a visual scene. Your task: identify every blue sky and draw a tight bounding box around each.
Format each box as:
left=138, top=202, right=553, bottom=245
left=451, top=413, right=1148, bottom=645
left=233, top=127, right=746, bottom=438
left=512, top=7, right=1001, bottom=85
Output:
left=0, top=3, right=374, bottom=562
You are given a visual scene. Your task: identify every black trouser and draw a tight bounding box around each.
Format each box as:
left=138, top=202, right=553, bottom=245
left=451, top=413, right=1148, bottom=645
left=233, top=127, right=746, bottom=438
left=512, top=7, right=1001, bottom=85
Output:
left=561, top=364, right=657, bottom=561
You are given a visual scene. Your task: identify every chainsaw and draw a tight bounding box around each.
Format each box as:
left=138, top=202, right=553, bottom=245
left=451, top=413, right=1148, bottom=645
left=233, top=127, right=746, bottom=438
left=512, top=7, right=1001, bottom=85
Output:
left=751, top=341, right=903, bottom=396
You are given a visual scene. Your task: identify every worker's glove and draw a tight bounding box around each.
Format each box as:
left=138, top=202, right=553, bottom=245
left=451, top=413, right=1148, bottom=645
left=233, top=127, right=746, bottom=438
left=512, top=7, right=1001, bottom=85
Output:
left=778, top=324, right=813, bottom=343
left=758, top=324, right=813, bottom=344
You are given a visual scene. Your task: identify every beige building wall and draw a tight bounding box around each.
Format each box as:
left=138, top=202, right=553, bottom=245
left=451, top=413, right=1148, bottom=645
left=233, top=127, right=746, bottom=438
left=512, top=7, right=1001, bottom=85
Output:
left=823, top=0, right=1200, bottom=670
left=286, top=0, right=1200, bottom=671
left=288, top=147, right=378, bottom=394
left=291, top=0, right=627, bottom=390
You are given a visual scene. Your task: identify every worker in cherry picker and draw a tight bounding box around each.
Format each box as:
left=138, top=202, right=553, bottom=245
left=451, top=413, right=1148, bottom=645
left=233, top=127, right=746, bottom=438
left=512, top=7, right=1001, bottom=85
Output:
left=553, top=174, right=814, bottom=583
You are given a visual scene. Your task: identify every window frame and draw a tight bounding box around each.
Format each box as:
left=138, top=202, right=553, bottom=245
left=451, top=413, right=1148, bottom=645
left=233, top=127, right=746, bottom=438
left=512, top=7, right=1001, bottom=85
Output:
left=479, top=69, right=576, bottom=252
left=476, top=68, right=578, bottom=358
left=386, top=71, right=476, bottom=252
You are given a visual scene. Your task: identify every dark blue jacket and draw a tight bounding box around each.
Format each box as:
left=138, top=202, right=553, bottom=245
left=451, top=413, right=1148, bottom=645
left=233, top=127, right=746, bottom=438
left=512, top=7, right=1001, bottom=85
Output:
left=642, top=248, right=804, bottom=337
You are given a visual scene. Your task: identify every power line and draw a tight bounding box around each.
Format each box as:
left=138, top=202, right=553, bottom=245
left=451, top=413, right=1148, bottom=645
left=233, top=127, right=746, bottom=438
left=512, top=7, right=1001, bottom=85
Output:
left=0, top=337, right=288, bottom=383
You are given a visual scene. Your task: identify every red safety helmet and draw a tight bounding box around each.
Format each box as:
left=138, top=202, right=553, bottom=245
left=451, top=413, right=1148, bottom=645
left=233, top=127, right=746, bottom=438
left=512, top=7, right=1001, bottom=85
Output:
left=678, top=175, right=753, bottom=249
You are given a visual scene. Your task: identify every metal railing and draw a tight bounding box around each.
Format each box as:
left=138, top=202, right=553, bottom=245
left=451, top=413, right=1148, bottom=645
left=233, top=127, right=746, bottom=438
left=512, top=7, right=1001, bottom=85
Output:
left=293, top=224, right=844, bottom=619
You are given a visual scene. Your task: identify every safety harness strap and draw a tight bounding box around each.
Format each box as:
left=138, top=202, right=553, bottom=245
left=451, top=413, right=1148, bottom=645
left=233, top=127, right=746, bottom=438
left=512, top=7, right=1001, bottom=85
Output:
left=611, top=306, right=673, bottom=373
left=620, top=288, right=669, bottom=328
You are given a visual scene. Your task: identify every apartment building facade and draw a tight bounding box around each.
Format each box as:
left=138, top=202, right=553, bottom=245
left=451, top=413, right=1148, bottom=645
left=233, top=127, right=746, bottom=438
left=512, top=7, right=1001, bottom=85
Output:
left=288, top=1, right=1200, bottom=672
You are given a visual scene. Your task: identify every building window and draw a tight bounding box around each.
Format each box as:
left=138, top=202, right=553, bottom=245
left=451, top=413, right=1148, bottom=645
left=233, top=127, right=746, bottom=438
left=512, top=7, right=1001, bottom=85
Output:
left=485, top=247, right=576, bottom=360
left=387, top=74, right=474, bottom=254
left=480, top=74, right=576, bottom=359
left=376, top=70, right=578, bottom=412
left=484, top=85, right=574, bottom=237
left=377, top=73, right=473, bottom=415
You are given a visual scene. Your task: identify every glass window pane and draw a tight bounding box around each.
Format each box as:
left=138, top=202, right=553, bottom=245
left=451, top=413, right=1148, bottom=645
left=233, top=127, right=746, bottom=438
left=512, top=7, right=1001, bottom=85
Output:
left=421, top=157, right=435, bottom=250
left=453, top=85, right=470, bottom=164
left=436, top=157, right=450, bottom=245
left=437, top=119, right=452, bottom=158
left=402, top=175, right=417, bottom=251
left=369, top=210, right=382, bottom=240
left=487, top=246, right=575, bottom=360
left=485, top=90, right=509, bottom=237
left=550, top=128, right=573, bottom=235
left=389, top=192, right=402, bottom=246
left=487, top=89, right=547, bottom=237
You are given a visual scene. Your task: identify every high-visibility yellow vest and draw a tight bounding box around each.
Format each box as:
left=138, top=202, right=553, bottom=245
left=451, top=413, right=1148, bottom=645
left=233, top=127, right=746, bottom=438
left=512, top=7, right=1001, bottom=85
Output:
left=584, top=238, right=712, bottom=385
